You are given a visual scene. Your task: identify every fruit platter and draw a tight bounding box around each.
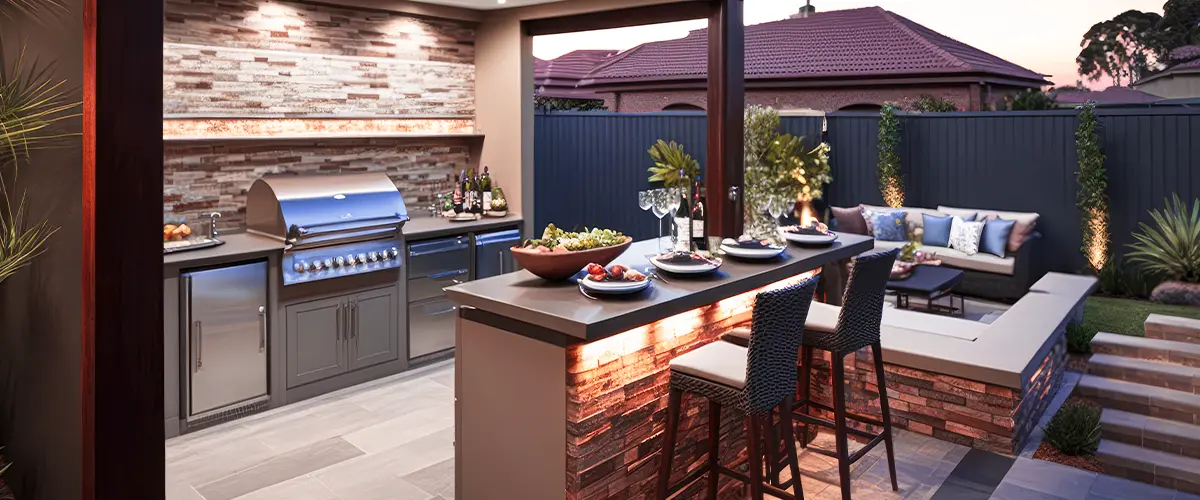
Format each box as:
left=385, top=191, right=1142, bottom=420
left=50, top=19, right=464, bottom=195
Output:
left=720, top=236, right=787, bottom=259
left=163, top=215, right=224, bottom=254
left=511, top=224, right=633, bottom=280
left=779, top=221, right=838, bottom=245
left=579, top=263, right=650, bottom=295
left=649, top=250, right=722, bottom=274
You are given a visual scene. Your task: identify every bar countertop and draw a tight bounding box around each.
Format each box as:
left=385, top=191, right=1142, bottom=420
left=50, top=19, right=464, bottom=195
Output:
left=445, top=234, right=873, bottom=343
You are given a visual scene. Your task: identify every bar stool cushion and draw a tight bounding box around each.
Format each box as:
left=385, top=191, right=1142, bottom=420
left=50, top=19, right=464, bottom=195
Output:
left=669, top=341, right=748, bottom=390
left=723, top=301, right=839, bottom=346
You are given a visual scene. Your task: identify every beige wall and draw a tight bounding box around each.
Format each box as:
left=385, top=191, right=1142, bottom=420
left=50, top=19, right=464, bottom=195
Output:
left=0, top=3, right=83, bottom=500
left=1135, top=73, right=1200, bottom=99
left=474, top=0, right=703, bottom=235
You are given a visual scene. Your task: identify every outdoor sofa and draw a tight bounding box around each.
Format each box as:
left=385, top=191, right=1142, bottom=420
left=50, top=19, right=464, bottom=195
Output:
left=829, top=204, right=1044, bottom=302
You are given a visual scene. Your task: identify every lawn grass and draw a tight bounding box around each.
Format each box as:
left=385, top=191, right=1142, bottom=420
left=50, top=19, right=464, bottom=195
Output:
left=1083, top=295, right=1200, bottom=337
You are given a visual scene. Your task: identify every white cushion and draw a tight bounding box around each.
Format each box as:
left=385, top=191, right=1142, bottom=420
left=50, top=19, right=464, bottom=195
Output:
left=669, top=341, right=748, bottom=389
left=874, top=240, right=1016, bottom=275
left=806, top=302, right=841, bottom=332
left=948, top=217, right=985, bottom=255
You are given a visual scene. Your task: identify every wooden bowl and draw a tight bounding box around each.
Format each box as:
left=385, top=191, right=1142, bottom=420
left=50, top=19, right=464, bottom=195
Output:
left=511, top=237, right=633, bottom=281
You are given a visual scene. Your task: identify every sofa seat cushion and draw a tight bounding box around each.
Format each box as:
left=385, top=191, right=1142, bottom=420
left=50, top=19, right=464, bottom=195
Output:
left=669, top=340, right=747, bottom=389
left=872, top=241, right=1015, bottom=275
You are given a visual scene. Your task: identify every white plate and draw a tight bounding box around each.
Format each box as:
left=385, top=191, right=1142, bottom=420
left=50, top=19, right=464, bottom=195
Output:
left=720, top=241, right=787, bottom=259
left=579, top=277, right=651, bottom=294
left=650, top=256, right=722, bottom=274
left=780, top=229, right=839, bottom=245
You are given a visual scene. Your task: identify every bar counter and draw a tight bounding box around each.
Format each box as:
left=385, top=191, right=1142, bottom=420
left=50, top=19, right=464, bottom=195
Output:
left=446, top=235, right=872, bottom=500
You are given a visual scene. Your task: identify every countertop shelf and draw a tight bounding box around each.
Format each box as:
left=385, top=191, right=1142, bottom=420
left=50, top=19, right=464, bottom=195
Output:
left=163, top=132, right=485, bottom=142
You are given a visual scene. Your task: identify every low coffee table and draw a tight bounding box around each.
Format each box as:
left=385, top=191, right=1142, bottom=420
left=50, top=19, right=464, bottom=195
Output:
left=886, top=265, right=964, bottom=316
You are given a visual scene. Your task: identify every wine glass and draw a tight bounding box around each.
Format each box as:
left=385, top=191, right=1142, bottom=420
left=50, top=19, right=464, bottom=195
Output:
left=651, top=189, right=671, bottom=252
left=638, top=190, right=653, bottom=212
left=768, top=196, right=787, bottom=220
left=666, top=187, right=684, bottom=249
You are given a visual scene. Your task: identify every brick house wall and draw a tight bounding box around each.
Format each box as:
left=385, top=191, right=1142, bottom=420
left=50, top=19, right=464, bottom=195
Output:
left=610, top=85, right=1009, bottom=113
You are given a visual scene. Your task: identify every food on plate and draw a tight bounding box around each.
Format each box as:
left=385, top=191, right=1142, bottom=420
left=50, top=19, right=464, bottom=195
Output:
left=782, top=220, right=832, bottom=236
left=655, top=250, right=719, bottom=266
left=520, top=224, right=627, bottom=252
left=730, top=235, right=778, bottom=249
left=585, top=262, right=646, bottom=282
left=163, top=223, right=193, bottom=242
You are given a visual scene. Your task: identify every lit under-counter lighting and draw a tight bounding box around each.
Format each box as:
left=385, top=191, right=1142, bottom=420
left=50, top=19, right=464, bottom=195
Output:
left=497, top=0, right=507, bottom=4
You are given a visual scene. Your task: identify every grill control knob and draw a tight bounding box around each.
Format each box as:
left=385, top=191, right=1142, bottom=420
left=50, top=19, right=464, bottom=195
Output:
left=346, top=254, right=357, bottom=265
left=389, top=247, right=399, bottom=259
left=312, top=260, right=324, bottom=271
left=357, top=253, right=367, bottom=265
left=335, top=256, right=346, bottom=267
left=294, top=261, right=307, bottom=273
left=368, top=251, right=379, bottom=262
left=323, top=258, right=333, bottom=269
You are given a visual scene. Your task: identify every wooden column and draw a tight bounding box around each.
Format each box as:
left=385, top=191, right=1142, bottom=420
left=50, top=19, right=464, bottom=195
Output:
left=83, top=0, right=165, bottom=496
left=706, top=0, right=745, bottom=238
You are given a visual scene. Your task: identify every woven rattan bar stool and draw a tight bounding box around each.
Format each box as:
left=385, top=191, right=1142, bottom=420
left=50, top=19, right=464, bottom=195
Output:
left=654, top=277, right=820, bottom=500
left=795, top=248, right=899, bottom=500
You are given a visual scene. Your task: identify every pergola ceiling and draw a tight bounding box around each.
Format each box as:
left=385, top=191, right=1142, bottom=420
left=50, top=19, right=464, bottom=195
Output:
left=415, top=0, right=568, bottom=9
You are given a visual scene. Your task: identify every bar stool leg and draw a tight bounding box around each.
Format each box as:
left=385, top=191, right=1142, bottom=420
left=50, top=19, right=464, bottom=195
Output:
left=831, top=355, right=852, bottom=500
left=656, top=388, right=683, bottom=500
left=706, top=400, right=721, bottom=500
left=872, top=342, right=899, bottom=492
left=746, top=414, right=766, bottom=500
left=766, top=409, right=781, bottom=486
left=797, top=346, right=813, bottom=449
left=780, top=395, right=805, bottom=500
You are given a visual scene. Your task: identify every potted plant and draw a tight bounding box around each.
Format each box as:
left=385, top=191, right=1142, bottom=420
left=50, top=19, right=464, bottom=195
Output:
left=743, top=105, right=832, bottom=243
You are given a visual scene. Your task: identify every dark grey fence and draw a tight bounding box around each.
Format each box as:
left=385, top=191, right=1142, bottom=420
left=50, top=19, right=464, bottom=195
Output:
left=533, top=108, right=1200, bottom=273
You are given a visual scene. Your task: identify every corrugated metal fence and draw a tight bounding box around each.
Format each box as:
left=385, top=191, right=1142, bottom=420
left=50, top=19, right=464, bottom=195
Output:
left=533, top=108, right=1200, bottom=272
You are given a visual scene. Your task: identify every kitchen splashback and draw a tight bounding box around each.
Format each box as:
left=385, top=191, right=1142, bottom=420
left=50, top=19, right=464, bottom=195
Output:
left=164, top=138, right=468, bottom=232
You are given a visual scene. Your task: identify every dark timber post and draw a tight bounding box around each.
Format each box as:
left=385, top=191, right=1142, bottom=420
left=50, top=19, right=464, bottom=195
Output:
left=706, top=0, right=745, bottom=238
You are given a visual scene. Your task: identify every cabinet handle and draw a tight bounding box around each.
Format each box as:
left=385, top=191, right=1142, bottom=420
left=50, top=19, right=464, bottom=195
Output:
left=499, top=251, right=505, bottom=274
left=258, top=305, right=267, bottom=353
left=352, top=300, right=358, bottom=340
left=335, top=303, right=342, bottom=341
left=194, top=320, right=203, bottom=372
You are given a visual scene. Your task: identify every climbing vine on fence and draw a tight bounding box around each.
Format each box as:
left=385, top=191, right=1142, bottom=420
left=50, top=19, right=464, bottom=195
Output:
left=877, top=103, right=904, bottom=207
left=1076, top=101, right=1109, bottom=273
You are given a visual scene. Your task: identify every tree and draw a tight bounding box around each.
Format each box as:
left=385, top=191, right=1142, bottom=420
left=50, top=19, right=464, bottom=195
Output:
left=1077, top=10, right=1163, bottom=86
left=1153, top=0, right=1200, bottom=53
left=1005, top=89, right=1057, bottom=111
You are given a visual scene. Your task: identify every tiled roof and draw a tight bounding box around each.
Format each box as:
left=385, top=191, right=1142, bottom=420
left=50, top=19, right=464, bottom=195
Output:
left=1168, top=45, right=1200, bottom=62
left=1053, top=86, right=1161, bottom=105
left=535, top=50, right=617, bottom=86
left=580, top=7, right=1048, bottom=86
left=1133, top=50, right=1200, bottom=86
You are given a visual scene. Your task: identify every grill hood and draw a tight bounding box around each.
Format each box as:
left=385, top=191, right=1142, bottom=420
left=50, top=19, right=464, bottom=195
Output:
left=246, top=173, right=409, bottom=249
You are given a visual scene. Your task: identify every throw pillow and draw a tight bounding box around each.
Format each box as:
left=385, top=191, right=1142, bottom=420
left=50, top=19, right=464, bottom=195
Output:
left=921, top=214, right=954, bottom=247
left=831, top=205, right=867, bottom=235
left=869, top=211, right=908, bottom=241
left=948, top=216, right=985, bottom=255
left=861, top=207, right=896, bottom=236
left=980, top=218, right=1016, bottom=257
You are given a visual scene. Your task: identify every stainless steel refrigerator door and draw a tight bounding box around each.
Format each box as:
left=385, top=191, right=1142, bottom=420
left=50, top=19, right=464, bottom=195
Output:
left=473, top=229, right=521, bottom=280
left=184, top=261, right=269, bottom=418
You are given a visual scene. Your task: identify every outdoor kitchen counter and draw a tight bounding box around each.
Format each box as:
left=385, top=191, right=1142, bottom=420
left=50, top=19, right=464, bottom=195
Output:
left=162, top=232, right=283, bottom=270
left=445, top=233, right=872, bottom=344
left=403, top=213, right=522, bottom=240
left=450, top=233, right=873, bottom=500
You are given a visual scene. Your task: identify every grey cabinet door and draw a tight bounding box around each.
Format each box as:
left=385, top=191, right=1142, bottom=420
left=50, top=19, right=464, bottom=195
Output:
left=350, top=286, right=398, bottom=370
left=286, top=296, right=347, bottom=388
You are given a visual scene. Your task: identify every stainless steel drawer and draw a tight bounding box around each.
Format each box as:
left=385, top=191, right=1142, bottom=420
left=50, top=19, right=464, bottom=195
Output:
left=408, top=268, right=468, bottom=303
left=407, top=236, right=470, bottom=281
left=408, top=297, right=457, bottom=359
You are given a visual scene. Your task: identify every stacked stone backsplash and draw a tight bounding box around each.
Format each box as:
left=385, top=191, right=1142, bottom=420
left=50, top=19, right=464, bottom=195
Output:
left=163, top=0, right=477, bottom=230
left=165, top=138, right=468, bottom=232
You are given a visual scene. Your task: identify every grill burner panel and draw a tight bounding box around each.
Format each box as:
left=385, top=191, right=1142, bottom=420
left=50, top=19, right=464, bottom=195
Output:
left=284, top=239, right=402, bottom=285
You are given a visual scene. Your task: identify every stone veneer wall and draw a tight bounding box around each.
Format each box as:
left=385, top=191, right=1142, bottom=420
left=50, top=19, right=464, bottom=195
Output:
left=564, top=272, right=1067, bottom=499
left=164, top=0, right=475, bottom=118
left=165, top=138, right=468, bottom=231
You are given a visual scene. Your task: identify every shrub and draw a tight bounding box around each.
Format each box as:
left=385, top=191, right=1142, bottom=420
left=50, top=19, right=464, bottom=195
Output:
left=909, top=95, right=958, bottom=113
left=1005, top=89, right=1057, bottom=111
left=1076, top=101, right=1109, bottom=274
left=1127, top=194, right=1200, bottom=283
left=877, top=104, right=904, bottom=208
left=1043, top=403, right=1102, bottom=456
left=1097, top=257, right=1157, bottom=298
left=1066, top=322, right=1095, bottom=354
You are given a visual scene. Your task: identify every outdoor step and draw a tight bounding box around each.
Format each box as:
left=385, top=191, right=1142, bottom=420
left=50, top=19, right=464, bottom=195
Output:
left=1087, top=353, right=1200, bottom=393
left=1091, top=332, right=1200, bottom=367
left=1146, top=314, right=1200, bottom=345
left=1100, top=408, right=1200, bottom=460
left=1097, top=439, right=1200, bottom=494
left=1074, top=375, right=1200, bottom=425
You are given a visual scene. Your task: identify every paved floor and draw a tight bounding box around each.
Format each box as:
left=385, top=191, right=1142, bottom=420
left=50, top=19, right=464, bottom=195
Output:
left=165, top=360, right=1196, bottom=500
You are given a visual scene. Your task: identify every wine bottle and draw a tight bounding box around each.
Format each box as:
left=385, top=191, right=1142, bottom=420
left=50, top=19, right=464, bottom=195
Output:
left=673, top=187, right=691, bottom=252
left=692, top=178, right=707, bottom=251
left=464, top=168, right=477, bottom=214
left=452, top=174, right=464, bottom=214
left=480, top=166, right=493, bottom=212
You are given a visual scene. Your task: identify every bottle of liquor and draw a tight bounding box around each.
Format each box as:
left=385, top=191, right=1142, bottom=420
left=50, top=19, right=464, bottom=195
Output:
left=480, top=166, right=493, bottom=212
left=464, top=168, right=476, bottom=214
left=692, top=178, right=707, bottom=251
left=673, top=185, right=691, bottom=252
left=452, top=174, right=464, bottom=214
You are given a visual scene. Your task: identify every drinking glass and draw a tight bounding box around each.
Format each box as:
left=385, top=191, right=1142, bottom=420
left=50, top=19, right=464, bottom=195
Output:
left=651, top=189, right=671, bottom=252
left=768, top=196, right=787, bottom=220
left=666, top=187, right=684, bottom=249
left=638, top=190, right=653, bottom=212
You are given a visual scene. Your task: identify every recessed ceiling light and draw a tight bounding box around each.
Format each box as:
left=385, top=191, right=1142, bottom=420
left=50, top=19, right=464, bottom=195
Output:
left=497, top=0, right=506, bottom=3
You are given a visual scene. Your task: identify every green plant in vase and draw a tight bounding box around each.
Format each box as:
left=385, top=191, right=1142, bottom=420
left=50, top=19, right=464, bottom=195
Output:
left=646, top=139, right=699, bottom=189
left=744, top=105, right=833, bottom=243
left=898, top=240, right=919, bottom=262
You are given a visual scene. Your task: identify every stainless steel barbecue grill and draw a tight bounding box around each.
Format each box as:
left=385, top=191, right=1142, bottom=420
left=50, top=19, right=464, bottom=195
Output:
left=247, top=173, right=409, bottom=285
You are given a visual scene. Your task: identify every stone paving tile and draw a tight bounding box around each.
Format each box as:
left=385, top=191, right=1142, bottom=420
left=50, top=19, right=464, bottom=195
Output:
left=1001, top=458, right=1096, bottom=500
left=992, top=482, right=1070, bottom=500
left=1087, top=474, right=1177, bottom=500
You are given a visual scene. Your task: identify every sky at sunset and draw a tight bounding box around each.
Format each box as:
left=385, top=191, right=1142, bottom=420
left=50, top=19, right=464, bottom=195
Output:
left=532, top=0, right=1166, bottom=89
